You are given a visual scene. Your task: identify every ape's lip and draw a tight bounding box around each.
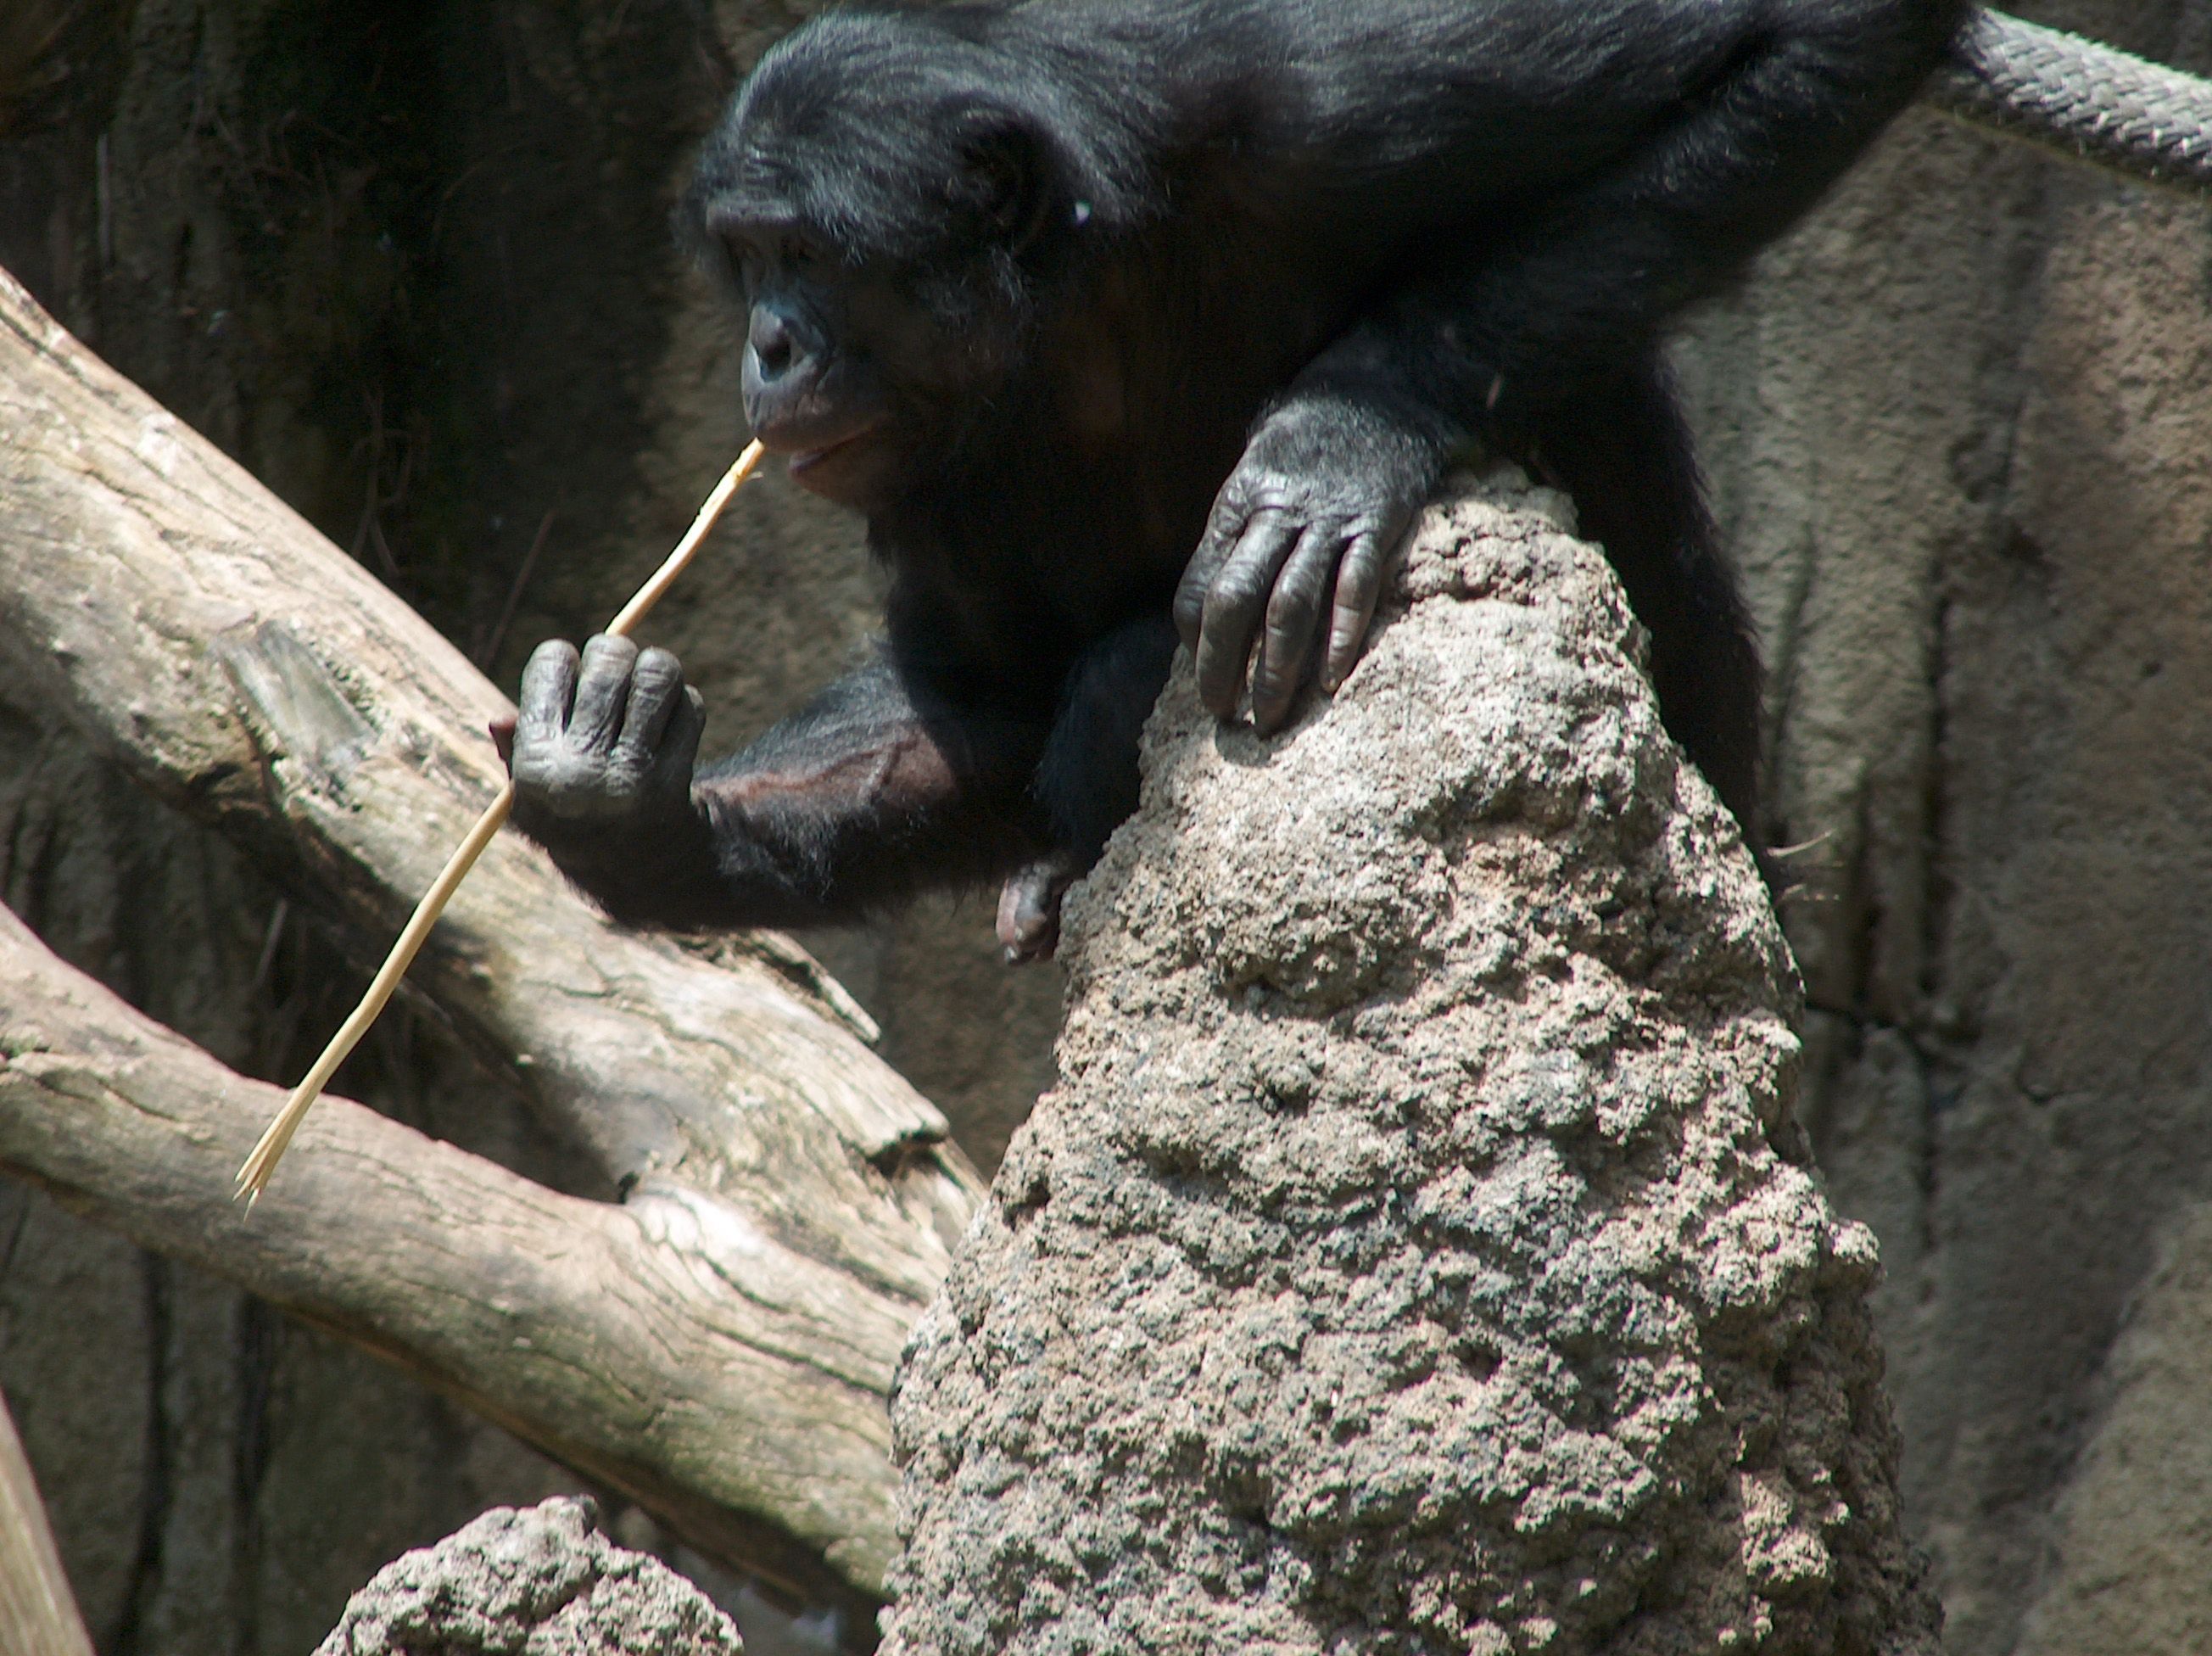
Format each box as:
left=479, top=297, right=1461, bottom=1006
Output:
left=785, top=422, right=885, bottom=476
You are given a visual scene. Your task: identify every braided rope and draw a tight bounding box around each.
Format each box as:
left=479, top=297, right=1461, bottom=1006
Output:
left=1930, top=9, right=2212, bottom=195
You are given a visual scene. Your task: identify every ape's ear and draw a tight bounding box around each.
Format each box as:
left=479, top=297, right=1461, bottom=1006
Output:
left=950, top=114, right=1056, bottom=254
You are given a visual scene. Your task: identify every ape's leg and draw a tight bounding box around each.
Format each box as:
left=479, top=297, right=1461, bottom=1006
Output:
left=997, top=613, right=1181, bottom=962
left=506, top=635, right=1050, bottom=929
left=1530, top=351, right=1763, bottom=839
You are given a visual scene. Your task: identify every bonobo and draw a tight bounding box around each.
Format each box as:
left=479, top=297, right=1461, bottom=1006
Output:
left=506, top=0, right=1969, bottom=959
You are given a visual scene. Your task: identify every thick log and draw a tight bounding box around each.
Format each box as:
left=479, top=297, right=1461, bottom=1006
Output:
left=0, top=904, right=891, bottom=1640
left=0, top=266, right=980, bottom=1622
left=0, top=1390, right=95, bottom=1656
left=0, top=266, right=978, bottom=1293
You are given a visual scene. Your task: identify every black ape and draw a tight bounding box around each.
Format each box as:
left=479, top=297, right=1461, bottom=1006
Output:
left=506, top=0, right=1968, bottom=956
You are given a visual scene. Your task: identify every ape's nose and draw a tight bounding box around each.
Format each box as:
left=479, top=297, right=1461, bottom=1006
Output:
left=740, top=300, right=833, bottom=445
left=749, top=305, right=798, bottom=379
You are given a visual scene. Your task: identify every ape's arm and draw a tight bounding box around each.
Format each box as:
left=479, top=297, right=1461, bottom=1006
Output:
left=1181, top=0, right=1969, bottom=736
left=1333, top=2, right=1967, bottom=434
left=504, top=635, right=1046, bottom=929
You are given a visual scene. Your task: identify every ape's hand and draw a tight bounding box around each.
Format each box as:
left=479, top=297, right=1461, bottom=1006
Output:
left=499, top=635, right=707, bottom=842
left=1173, top=396, right=1437, bottom=734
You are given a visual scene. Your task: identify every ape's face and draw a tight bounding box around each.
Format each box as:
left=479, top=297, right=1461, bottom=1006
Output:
left=686, top=35, right=1062, bottom=514
left=709, top=219, right=911, bottom=508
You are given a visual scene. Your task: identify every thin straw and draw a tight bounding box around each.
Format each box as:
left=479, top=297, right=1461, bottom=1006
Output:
left=235, top=440, right=768, bottom=1202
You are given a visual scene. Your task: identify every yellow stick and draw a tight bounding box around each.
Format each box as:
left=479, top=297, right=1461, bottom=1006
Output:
left=235, top=440, right=768, bottom=1203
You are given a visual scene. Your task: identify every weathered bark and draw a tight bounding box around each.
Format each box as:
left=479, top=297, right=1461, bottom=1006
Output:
left=0, top=268, right=976, bottom=1279
left=0, top=266, right=975, bottom=1631
left=884, top=477, right=1938, bottom=1654
left=0, top=1390, right=95, bottom=1656
left=0, top=902, right=899, bottom=1634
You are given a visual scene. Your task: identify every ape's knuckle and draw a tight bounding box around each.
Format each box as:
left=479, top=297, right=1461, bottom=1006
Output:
left=1205, top=588, right=1263, bottom=634
left=528, top=758, right=653, bottom=824
left=1207, top=557, right=1260, bottom=597
left=1228, top=555, right=1271, bottom=597
left=545, top=761, right=601, bottom=798
left=633, top=648, right=684, bottom=687
left=511, top=733, right=562, bottom=769
left=1242, top=480, right=1300, bottom=513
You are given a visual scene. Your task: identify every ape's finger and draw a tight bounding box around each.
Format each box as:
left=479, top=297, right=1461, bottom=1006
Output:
left=1248, top=527, right=1338, bottom=734
left=1195, top=512, right=1299, bottom=719
left=488, top=714, right=517, bottom=767
left=1176, top=509, right=1243, bottom=654
left=646, top=685, right=707, bottom=798
left=1172, top=560, right=1214, bottom=656
left=616, top=646, right=689, bottom=766
left=517, top=641, right=582, bottom=744
left=1322, top=529, right=1388, bottom=691
left=1194, top=478, right=1260, bottom=566
left=569, top=634, right=640, bottom=752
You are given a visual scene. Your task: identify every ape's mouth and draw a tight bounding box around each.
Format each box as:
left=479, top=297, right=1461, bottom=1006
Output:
left=782, top=421, right=897, bottom=506
left=788, top=422, right=883, bottom=478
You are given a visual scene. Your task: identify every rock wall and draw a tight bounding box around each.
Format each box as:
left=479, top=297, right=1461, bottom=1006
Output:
left=1676, top=6, right=2212, bottom=1648
left=882, top=480, right=1940, bottom=1656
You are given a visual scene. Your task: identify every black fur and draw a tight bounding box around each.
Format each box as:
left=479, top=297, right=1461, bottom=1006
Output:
left=506, top=0, right=1968, bottom=941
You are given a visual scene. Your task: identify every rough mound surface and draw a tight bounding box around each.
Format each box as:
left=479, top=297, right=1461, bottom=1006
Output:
left=315, top=1496, right=742, bottom=1655
left=880, top=474, right=1941, bottom=1656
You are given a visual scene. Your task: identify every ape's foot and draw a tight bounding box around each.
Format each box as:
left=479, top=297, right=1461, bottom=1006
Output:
left=997, top=855, right=1081, bottom=965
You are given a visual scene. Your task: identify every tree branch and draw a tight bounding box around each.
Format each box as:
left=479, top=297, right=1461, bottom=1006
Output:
left=0, top=266, right=975, bottom=1628
left=0, top=1389, right=94, bottom=1656
left=0, top=267, right=978, bottom=1290
left=0, top=904, right=890, bottom=1638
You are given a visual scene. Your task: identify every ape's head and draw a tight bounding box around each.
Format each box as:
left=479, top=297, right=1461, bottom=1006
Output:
left=681, top=12, right=1090, bottom=512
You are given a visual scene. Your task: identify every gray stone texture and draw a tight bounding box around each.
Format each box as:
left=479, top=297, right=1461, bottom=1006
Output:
left=315, top=1497, right=742, bottom=1656
left=880, top=481, right=1941, bottom=1656
left=1674, top=8, right=2212, bottom=1647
